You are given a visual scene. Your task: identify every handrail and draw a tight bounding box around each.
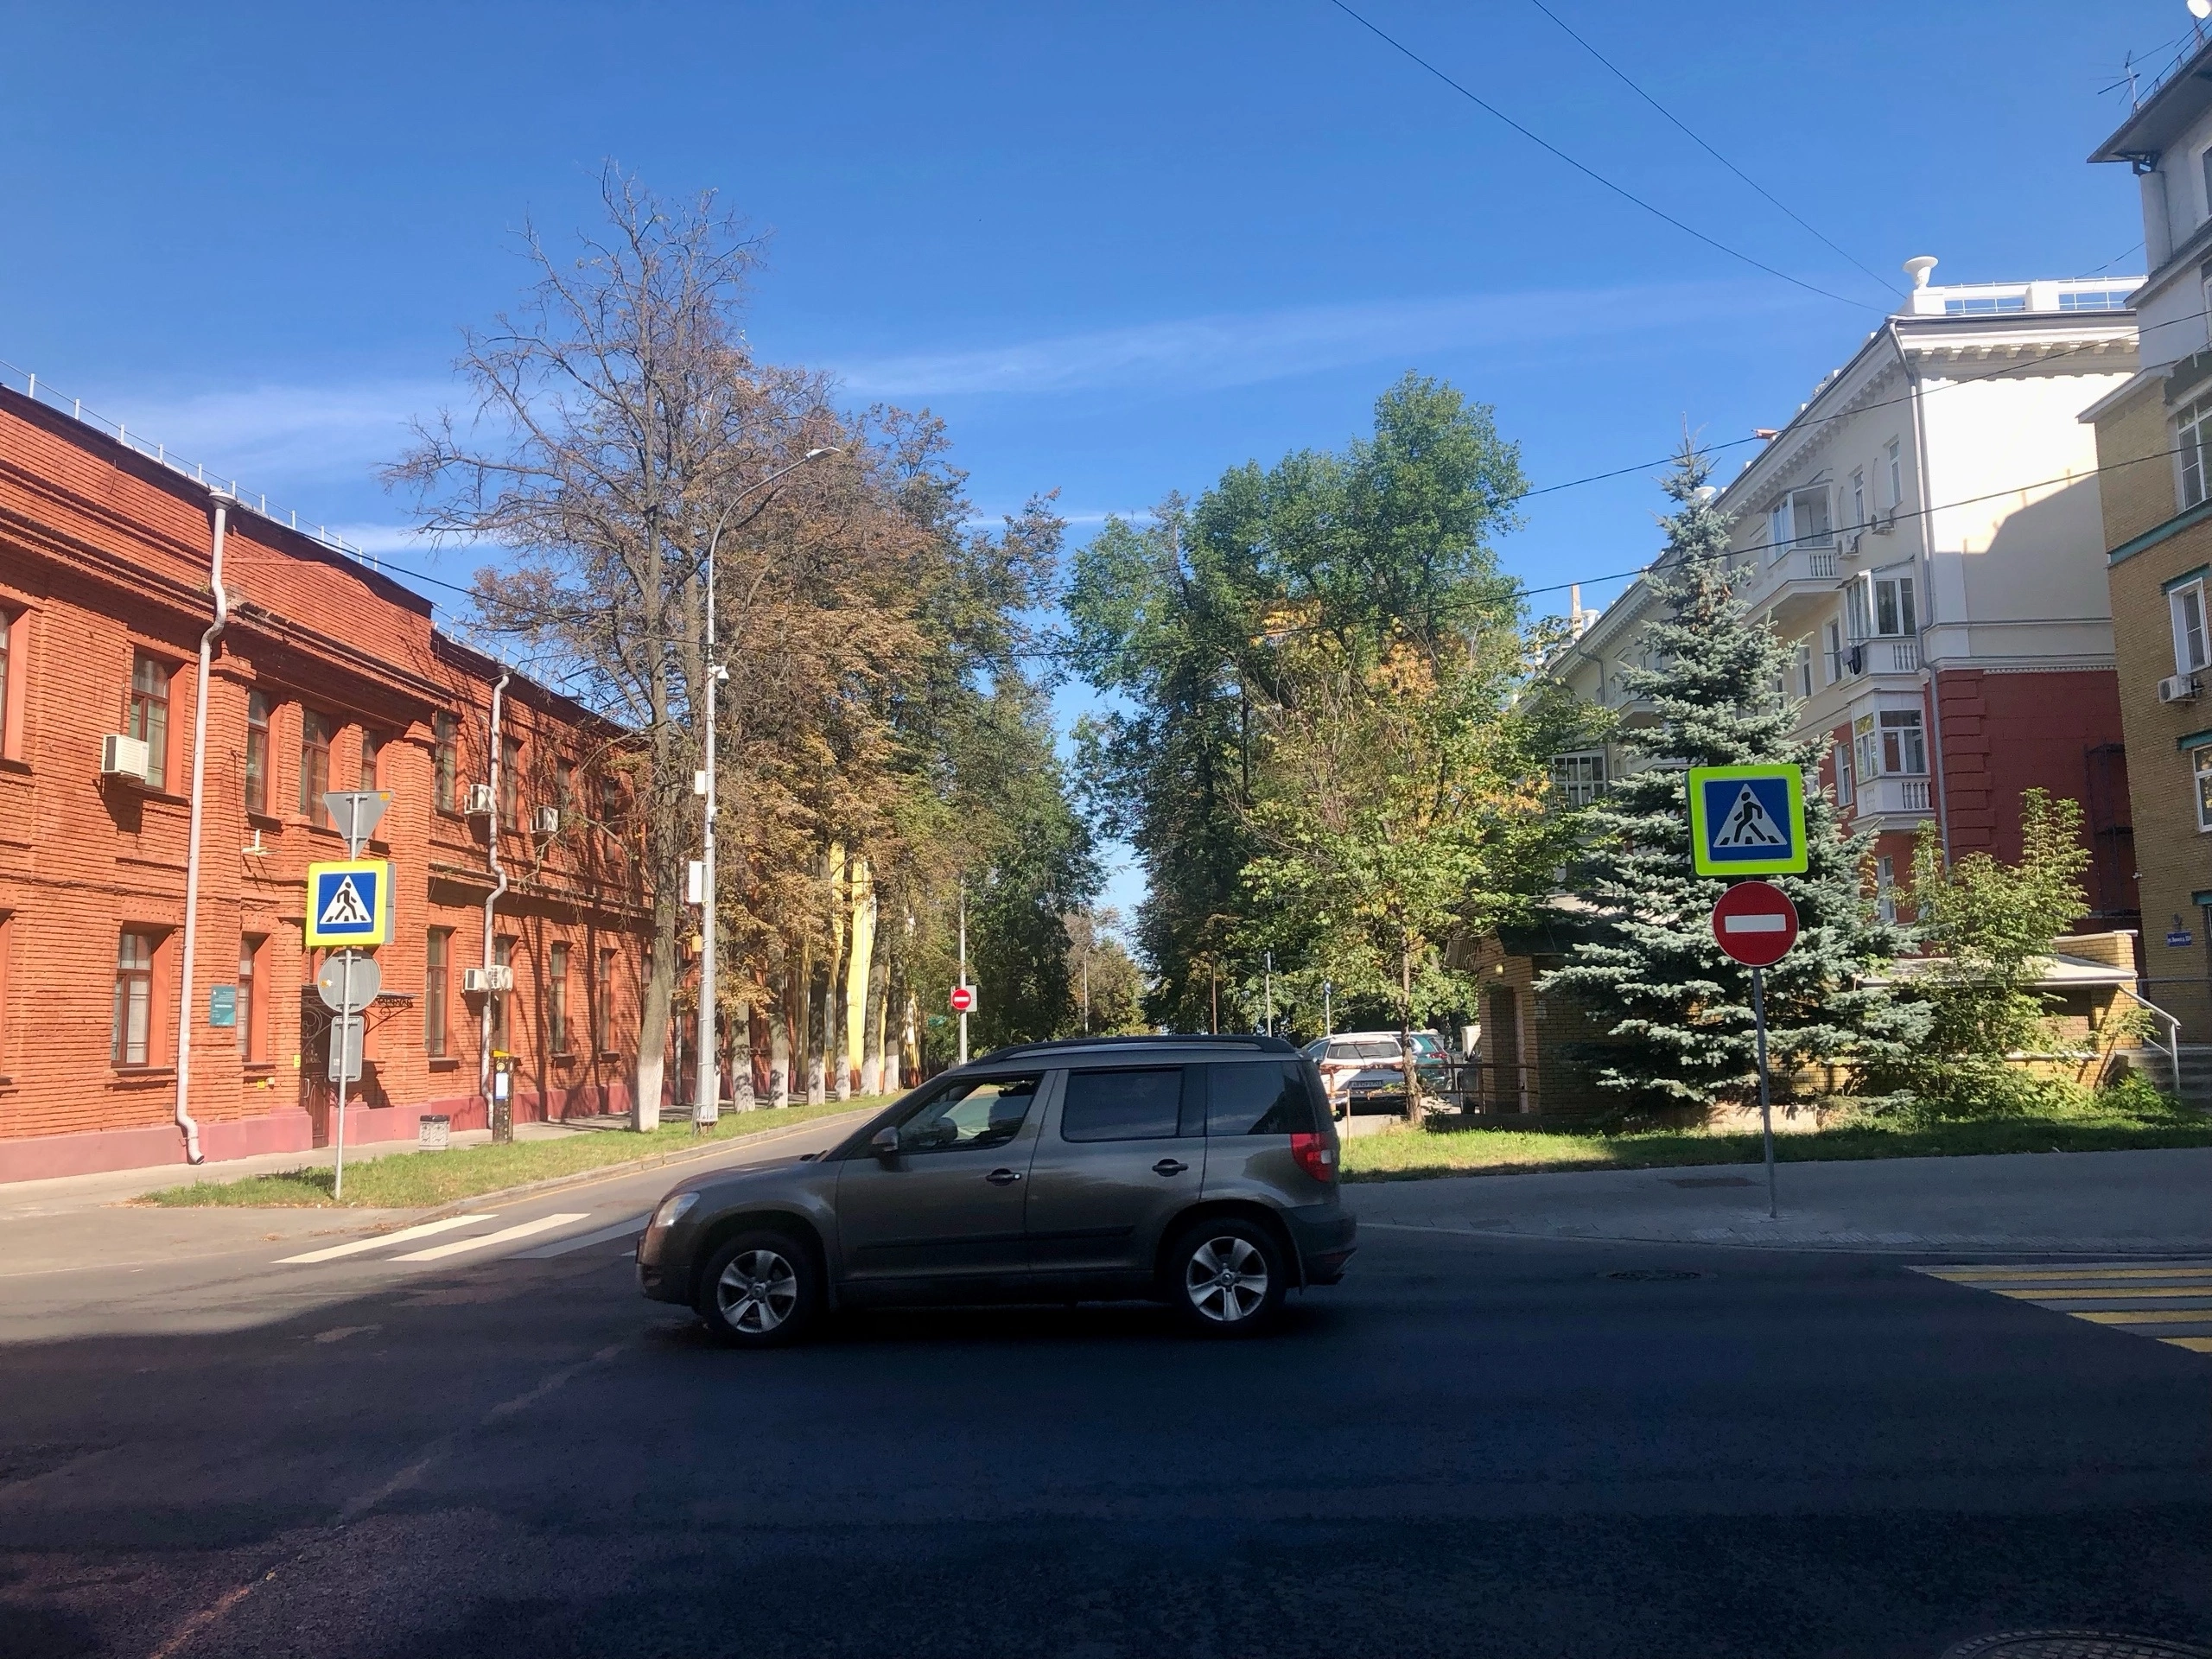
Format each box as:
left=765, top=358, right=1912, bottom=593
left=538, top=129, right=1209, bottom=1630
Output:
left=2113, top=982, right=2183, bottom=1096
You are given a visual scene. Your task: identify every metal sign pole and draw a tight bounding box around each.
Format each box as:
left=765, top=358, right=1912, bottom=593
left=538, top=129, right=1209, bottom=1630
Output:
left=334, top=950, right=353, bottom=1200
left=1751, top=964, right=1777, bottom=1219
left=957, top=878, right=969, bottom=1066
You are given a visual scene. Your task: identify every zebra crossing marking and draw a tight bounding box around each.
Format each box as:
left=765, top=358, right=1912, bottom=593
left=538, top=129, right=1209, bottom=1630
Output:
left=276, top=1215, right=497, bottom=1264
left=1913, top=1261, right=2212, bottom=1357
left=517, top=1215, right=649, bottom=1259
left=393, top=1213, right=590, bottom=1262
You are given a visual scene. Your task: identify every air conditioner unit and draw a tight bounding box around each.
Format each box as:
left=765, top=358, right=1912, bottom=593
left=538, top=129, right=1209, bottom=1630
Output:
left=1844, top=531, right=1863, bottom=556
left=1870, top=510, right=1896, bottom=535
left=532, top=805, right=561, bottom=834
left=463, top=965, right=515, bottom=994
left=2158, top=672, right=2202, bottom=705
left=100, top=733, right=151, bottom=781
left=466, top=783, right=496, bottom=816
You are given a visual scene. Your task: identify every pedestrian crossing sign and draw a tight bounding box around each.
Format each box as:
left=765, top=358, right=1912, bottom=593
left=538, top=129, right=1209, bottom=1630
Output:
left=304, top=860, right=394, bottom=947
left=1687, top=765, right=1807, bottom=877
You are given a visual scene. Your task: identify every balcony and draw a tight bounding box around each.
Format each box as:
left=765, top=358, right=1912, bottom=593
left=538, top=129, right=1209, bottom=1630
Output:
left=1855, top=773, right=1933, bottom=820
left=1829, top=636, right=1923, bottom=679
left=1751, top=541, right=1842, bottom=631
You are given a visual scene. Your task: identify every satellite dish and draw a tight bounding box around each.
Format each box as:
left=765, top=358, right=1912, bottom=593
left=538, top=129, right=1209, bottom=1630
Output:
left=2194, top=0, right=2211, bottom=21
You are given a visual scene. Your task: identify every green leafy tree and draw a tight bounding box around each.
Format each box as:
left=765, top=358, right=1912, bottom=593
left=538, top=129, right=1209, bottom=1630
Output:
left=1891, top=791, right=2093, bottom=1116
left=1542, top=444, right=1920, bottom=1112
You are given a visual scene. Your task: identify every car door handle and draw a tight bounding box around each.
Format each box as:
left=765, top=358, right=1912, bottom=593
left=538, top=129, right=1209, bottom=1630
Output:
left=1152, top=1159, right=1189, bottom=1177
left=984, top=1168, right=1022, bottom=1185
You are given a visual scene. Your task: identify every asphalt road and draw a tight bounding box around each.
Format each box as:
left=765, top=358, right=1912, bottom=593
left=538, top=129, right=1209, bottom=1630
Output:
left=1, top=1151, right=2208, bottom=1659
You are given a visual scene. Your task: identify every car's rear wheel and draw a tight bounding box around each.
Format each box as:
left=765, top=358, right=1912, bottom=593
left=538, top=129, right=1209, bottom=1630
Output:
left=1165, top=1217, right=1286, bottom=1336
left=698, top=1230, right=820, bottom=1348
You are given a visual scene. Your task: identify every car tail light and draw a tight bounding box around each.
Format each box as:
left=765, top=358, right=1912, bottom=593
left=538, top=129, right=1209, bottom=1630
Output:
left=1291, top=1131, right=1337, bottom=1183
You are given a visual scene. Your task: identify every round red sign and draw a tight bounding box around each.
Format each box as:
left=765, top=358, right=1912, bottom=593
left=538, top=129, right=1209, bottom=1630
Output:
left=949, top=984, right=976, bottom=1014
left=1710, top=880, right=1800, bottom=968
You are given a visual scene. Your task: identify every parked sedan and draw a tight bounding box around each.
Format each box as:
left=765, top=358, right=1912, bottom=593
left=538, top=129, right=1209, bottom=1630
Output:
left=639, top=1034, right=1355, bottom=1346
left=1301, top=1031, right=1453, bottom=1114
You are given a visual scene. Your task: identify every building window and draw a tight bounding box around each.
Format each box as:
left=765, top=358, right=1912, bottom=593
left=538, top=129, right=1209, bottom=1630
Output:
left=426, top=928, right=450, bottom=1058
left=1879, top=709, right=1928, bottom=777
left=129, top=653, right=170, bottom=791
left=0, top=610, right=13, bottom=761
left=1789, top=486, right=1832, bottom=550
left=554, top=758, right=574, bottom=809
left=2057, top=288, right=2134, bottom=312
left=299, top=709, right=334, bottom=825
left=2182, top=401, right=2212, bottom=511
left=1874, top=575, right=1917, bottom=637
left=2172, top=580, right=2209, bottom=675
left=245, top=690, right=271, bottom=816
left=1886, top=439, right=1904, bottom=509
left=1850, top=469, right=1866, bottom=531
left=434, top=712, right=458, bottom=813
left=238, top=935, right=265, bottom=1063
left=1550, top=751, right=1606, bottom=806
left=598, top=772, right=624, bottom=830
left=112, top=930, right=158, bottom=1067
left=492, top=936, right=515, bottom=1052
left=2196, top=749, right=2212, bottom=833
left=1794, top=639, right=1814, bottom=700
left=594, top=948, right=617, bottom=1053
left=360, top=729, right=384, bottom=792
left=549, top=943, right=570, bottom=1054
left=1834, top=741, right=1855, bottom=809
left=1942, top=293, right=2027, bottom=315
left=1876, top=855, right=1898, bottom=925
left=1853, top=715, right=1879, bottom=785
left=1826, top=620, right=1844, bottom=683
left=499, top=737, right=520, bottom=830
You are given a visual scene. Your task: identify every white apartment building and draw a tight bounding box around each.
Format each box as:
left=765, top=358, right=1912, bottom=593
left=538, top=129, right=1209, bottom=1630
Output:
left=1549, top=260, right=2142, bottom=921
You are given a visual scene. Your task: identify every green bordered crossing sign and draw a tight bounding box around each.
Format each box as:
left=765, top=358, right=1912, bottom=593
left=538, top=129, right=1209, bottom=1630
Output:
left=1687, top=765, right=1808, bottom=877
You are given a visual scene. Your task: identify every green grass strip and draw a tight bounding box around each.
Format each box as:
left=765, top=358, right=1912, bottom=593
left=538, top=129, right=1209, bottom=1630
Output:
left=1340, top=1096, right=2212, bottom=1183
left=138, top=1099, right=883, bottom=1210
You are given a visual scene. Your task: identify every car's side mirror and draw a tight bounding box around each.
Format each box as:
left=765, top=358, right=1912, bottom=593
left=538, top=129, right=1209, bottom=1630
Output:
left=870, top=1125, right=900, bottom=1163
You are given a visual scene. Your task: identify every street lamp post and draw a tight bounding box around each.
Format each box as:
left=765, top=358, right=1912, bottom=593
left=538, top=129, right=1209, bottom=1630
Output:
left=695, top=446, right=838, bottom=1131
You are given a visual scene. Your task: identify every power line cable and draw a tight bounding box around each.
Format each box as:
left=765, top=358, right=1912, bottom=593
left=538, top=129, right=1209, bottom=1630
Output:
left=1324, top=0, right=1877, bottom=313
left=1520, top=0, right=1897, bottom=300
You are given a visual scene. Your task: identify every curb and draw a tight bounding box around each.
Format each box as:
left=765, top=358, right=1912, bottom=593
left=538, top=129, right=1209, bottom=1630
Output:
left=398, top=1106, right=877, bottom=1224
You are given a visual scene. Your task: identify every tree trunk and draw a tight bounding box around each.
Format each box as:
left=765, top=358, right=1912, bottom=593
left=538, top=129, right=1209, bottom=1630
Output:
left=861, top=942, right=887, bottom=1096
left=827, top=854, right=851, bottom=1103
left=768, top=944, right=791, bottom=1109
left=804, top=938, right=827, bottom=1105
left=728, top=980, right=755, bottom=1112
left=1400, top=940, right=1421, bottom=1125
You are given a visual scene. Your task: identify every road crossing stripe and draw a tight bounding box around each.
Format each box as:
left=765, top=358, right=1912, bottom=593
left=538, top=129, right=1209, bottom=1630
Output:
left=2072, top=1310, right=2212, bottom=1324
left=2164, top=1336, right=2212, bottom=1351
left=277, top=1215, right=497, bottom=1264
left=394, top=1213, right=591, bottom=1262
left=1926, top=1266, right=2212, bottom=1281
left=516, top=1215, right=650, bottom=1259
left=1988, top=1287, right=2212, bottom=1301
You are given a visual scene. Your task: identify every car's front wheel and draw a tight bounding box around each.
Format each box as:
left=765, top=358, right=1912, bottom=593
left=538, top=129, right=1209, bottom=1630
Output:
left=1164, top=1217, right=1286, bottom=1336
left=698, top=1230, right=820, bottom=1348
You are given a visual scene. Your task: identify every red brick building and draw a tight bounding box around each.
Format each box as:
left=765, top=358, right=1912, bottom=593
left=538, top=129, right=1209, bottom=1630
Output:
left=0, top=384, right=653, bottom=1181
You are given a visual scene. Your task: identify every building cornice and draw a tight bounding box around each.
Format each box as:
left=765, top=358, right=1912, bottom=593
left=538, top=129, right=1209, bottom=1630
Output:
left=2108, top=496, right=2212, bottom=569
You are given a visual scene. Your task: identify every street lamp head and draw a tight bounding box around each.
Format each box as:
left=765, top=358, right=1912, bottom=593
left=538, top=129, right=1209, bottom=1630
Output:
left=804, top=447, right=840, bottom=461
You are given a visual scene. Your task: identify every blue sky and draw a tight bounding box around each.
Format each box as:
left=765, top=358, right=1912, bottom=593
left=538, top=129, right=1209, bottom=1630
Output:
left=0, top=0, right=2188, bottom=918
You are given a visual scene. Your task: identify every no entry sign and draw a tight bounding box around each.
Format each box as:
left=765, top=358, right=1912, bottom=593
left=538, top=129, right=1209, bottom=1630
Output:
left=949, top=983, right=976, bottom=1014
left=1711, top=880, right=1799, bottom=968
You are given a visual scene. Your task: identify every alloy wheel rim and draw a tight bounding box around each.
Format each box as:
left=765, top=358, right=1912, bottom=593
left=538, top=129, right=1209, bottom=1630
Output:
left=1185, top=1236, right=1268, bottom=1323
left=716, top=1249, right=798, bottom=1333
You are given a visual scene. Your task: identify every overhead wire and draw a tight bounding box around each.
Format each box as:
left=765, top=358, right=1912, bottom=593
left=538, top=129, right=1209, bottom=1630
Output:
left=1519, top=0, right=1897, bottom=301
left=1323, top=0, right=1878, bottom=313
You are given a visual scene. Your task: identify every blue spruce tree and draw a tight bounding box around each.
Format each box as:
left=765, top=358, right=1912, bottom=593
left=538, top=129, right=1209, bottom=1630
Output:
left=1543, top=444, right=1921, bottom=1111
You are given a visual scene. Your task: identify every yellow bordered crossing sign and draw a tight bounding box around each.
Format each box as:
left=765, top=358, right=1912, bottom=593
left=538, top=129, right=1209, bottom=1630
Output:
left=305, top=860, right=394, bottom=948
left=1687, top=765, right=1808, bottom=877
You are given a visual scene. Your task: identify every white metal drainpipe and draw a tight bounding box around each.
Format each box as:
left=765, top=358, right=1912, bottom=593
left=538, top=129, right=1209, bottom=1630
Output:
left=1892, top=321, right=1953, bottom=861
left=480, top=667, right=512, bottom=1129
left=173, top=493, right=231, bottom=1165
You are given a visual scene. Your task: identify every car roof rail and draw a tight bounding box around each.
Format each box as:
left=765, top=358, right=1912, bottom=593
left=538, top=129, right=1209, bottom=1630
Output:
left=971, top=1033, right=1302, bottom=1064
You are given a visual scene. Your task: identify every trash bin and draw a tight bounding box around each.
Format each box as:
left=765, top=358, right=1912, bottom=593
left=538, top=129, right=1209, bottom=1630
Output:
left=417, top=1114, right=451, bottom=1151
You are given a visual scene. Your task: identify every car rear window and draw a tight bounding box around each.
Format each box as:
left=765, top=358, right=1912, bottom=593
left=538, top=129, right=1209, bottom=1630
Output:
left=1354, top=1040, right=1400, bottom=1061
left=1205, top=1061, right=1317, bottom=1136
left=1060, top=1067, right=1185, bottom=1142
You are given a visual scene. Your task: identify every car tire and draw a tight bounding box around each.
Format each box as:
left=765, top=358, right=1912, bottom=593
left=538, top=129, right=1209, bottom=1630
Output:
left=1163, top=1217, right=1287, bottom=1336
left=697, top=1230, right=820, bottom=1348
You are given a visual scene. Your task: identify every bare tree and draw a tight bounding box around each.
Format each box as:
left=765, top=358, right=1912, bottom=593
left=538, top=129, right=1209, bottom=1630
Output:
left=390, top=166, right=833, bottom=1130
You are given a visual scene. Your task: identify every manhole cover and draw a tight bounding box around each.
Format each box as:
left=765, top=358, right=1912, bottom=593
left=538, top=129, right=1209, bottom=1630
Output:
left=1942, top=1633, right=2211, bottom=1659
left=1666, top=1175, right=1754, bottom=1188
left=1605, top=1268, right=1705, bottom=1281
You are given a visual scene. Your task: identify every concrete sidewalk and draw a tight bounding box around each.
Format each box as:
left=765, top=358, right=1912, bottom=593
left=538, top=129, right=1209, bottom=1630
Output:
left=1347, top=1146, right=2212, bottom=1255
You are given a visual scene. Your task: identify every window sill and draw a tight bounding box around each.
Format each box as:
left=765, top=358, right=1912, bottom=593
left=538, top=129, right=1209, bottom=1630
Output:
left=110, top=1066, right=177, bottom=1084
left=428, top=1056, right=461, bottom=1071
left=0, top=757, right=29, bottom=777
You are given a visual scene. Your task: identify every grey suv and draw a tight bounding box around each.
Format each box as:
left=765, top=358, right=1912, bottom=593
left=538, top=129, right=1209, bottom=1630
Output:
left=637, top=1034, right=1355, bottom=1346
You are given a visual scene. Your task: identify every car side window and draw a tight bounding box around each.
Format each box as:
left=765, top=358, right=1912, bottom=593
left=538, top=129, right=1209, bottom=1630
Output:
left=1205, top=1062, right=1315, bottom=1136
left=897, top=1075, right=1041, bottom=1154
left=1060, top=1067, right=1185, bottom=1142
